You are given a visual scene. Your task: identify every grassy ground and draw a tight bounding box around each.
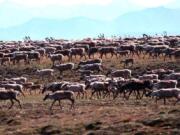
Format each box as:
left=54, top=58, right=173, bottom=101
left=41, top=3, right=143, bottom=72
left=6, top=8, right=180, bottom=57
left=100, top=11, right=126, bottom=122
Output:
left=0, top=54, right=180, bottom=135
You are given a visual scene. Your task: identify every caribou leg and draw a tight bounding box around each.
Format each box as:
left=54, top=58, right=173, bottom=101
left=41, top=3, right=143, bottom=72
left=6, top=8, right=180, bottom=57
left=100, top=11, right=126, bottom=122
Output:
left=90, top=90, right=96, bottom=99
left=174, top=98, right=180, bottom=105
left=14, top=98, right=22, bottom=109
left=50, top=100, right=56, bottom=110
left=58, top=100, right=62, bottom=109
left=70, top=99, right=75, bottom=110
left=9, top=99, right=14, bottom=109
left=163, top=98, right=166, bottom=105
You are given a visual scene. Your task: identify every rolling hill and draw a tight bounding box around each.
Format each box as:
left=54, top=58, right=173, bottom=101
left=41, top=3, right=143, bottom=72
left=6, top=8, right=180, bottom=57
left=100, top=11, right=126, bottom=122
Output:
left=0, top=7, right=179, bottom=40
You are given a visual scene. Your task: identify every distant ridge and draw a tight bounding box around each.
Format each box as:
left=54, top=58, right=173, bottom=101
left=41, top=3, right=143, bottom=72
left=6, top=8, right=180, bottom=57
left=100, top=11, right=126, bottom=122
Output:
left=0, top=7, right=179, bottom=40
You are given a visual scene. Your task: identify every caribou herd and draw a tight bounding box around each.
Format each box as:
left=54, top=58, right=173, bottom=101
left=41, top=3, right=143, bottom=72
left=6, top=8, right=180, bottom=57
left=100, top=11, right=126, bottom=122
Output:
left=0, top=35, right=180, bottom=110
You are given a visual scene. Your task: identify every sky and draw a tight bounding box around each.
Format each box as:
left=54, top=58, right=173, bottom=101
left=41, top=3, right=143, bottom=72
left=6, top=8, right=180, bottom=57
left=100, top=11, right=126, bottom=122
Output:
left=0, top=0, right=180, bottom=28
left=0, top=0, right=178, bottom=8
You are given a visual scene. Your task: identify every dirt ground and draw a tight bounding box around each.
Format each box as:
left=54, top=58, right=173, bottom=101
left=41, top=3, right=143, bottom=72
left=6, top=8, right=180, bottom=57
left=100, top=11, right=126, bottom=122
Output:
left=0, top=54, right=180, bottom=135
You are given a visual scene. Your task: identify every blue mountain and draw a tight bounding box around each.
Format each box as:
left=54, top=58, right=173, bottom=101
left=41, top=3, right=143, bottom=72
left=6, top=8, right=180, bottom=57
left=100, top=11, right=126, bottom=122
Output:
left=115, top=7, right=180, bottom=35
left=0, top=7, right=179, bottom=40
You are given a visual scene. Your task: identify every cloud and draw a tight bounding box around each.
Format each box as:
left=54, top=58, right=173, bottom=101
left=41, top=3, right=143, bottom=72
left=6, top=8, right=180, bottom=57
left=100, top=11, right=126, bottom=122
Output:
left=128, top=0, right=175, bottom=8
left=10, top=0, right=112, bottom=7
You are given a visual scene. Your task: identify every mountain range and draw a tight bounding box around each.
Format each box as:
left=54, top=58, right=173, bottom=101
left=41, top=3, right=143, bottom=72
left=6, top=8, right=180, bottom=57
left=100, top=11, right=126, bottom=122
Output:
left=0, top=7, right=180, bottom=40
